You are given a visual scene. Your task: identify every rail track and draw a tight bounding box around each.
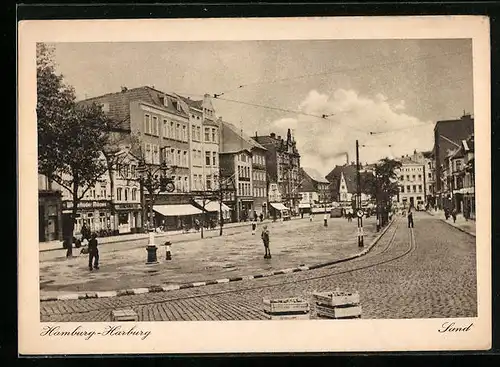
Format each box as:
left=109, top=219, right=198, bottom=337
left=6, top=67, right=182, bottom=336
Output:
left=43, top=216, right=418, bottom=316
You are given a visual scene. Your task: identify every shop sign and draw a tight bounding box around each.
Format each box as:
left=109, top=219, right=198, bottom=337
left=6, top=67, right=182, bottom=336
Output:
left=114, top=203, right=142, bottom=210
left=63, top=200, right=110, bottom=210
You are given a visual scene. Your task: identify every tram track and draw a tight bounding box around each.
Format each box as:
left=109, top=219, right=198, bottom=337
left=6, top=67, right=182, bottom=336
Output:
left=42, top=216, right=418, bottom=316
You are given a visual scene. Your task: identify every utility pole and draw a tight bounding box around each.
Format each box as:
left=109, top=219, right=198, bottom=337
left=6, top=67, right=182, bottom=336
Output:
left=356, top=140, right=364, bottom=247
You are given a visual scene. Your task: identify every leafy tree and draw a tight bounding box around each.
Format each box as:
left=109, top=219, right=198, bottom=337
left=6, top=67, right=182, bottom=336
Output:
left=364, top=158, right=402, bottom=226
left=37, top=43, right=118, bottom=250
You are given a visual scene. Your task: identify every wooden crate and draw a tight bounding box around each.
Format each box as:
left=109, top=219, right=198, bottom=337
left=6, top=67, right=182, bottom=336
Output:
left=313, top=291, right=360, bottom=307
left=315, top=304, right=362, bottom=319
left=111, top=308, right=138, bottom=322
left=263, top=297, right=310, bottom=314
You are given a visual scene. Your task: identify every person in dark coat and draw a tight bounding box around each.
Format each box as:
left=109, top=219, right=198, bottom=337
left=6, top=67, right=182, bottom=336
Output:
left=88, top=232, right=99, bottom=271
left=81, top=222, right=91, bottom=241
left=251, top=219, right=257, bottom=235
left=261, top=225, right=271, bottom=259
left=407, top=203, right=415, bottom=228
left=259, top=213, right=264, bottom=222
left=451, top=208, right=457, bottom=223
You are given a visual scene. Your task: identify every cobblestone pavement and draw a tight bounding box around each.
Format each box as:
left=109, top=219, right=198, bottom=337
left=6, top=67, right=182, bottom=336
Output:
left=40, top=217, right=377, bottom=296
left=40, top=212, right=477, bottom=321
left=427, top=210, right=476, bottom=236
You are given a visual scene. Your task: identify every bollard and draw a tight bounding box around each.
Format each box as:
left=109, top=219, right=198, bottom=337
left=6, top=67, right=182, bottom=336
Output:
left=165, top=241, right=172, bottom=260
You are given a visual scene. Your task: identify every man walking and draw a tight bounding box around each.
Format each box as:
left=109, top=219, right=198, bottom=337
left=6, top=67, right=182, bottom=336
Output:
left=88, top=232, right=99, bottom=271
left=251, top=219, right=257, bottom=235
left=261, top=225, right=271, bottom=259
left=407, top=203, right=415, bottom=228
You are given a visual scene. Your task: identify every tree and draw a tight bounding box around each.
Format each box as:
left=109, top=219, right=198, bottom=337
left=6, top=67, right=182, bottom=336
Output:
left=37, top=43, right=118, bottom=252
left=364, top=158, right=402, bottom=227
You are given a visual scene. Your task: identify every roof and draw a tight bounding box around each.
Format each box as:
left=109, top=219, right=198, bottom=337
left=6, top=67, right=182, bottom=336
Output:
left=221, top=121, right=267, bottom=153
left=302, top=167, right=329, bottom=183
left=326, top=164, right=371, bottom=194
left=78, top=86, right=188, bottom=130
left=399, top=157, right=423, bottom=165
left=176, top=94, right=203, bottom=110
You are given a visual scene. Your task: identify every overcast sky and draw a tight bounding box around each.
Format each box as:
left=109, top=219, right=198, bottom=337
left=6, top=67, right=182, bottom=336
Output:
left=52, top=39, right=473, bottom=176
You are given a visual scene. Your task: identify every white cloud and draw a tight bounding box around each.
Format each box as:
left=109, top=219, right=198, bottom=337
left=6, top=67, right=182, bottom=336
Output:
left=271, top=89, right=434, bottom=177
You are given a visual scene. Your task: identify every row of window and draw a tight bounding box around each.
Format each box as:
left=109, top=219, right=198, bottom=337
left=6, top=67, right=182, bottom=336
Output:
left=173, top=176, right=190, bottom=192
left=400, top=184, right=423, bottom=194
left=238, top=182, right=251, bottom=197
left=144, top=114, right=189, bottom=142
left=252, top=154, right=265, bottom=165
left=192, top=174, right=219, bottom=191
left=399, top=173, right=433, bottom=182
left=190, top=125, right=219, bottom=143
left=253, top=187, right=266, bottom=198
left=253, top=170, right=266, bottom=181
left=401, top=167, right=423, bottom=172
left=238, top=165, right=251, bottom=178
left=116, top=187, right=138, bottom=201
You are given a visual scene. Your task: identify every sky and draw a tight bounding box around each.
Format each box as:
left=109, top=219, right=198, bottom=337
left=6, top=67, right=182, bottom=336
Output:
left=51, top=39, right=473, bottom=176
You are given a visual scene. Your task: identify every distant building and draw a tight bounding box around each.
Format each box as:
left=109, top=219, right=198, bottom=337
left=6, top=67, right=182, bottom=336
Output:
left=326, top=164, right=371, bottom=207
left=396, top=152, right=426, bottom=208
left=298, top=167, right=330, bottom=214
left=433, top=114, right=474, bottom=209
left=253, top=129, right=301, bottom=216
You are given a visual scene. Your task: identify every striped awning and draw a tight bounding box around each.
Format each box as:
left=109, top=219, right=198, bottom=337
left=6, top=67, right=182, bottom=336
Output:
left=270, top=203, right=289, bottom=211
left=153, top=204, right=202, bottom=217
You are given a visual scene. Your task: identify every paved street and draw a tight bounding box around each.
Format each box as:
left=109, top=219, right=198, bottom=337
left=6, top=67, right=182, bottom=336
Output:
left=40, top=216, right=377, bottom=296
left=40, top=212, right=476, bottom=321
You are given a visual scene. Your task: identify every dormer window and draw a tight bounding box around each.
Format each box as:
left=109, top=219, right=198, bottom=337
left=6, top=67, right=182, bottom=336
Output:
left=101, top=102, right=110, bottom=113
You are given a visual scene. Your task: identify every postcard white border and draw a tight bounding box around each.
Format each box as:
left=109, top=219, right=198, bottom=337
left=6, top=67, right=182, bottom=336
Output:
left=18, top=16, right=491, bottom=354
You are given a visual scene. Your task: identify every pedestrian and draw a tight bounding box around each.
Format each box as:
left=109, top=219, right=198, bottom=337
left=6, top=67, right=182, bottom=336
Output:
left=81, top=222, right=91, bottom=242
left=407, top=203, right=415, bottom=228
left=444, top=208, right=450, bottom=220
left=261, top=225, right=271, bottom=259
left=251, top=219, right=257, bottom=235
left=309, top=212, right=313, bottom=222
left=451, top=208, right=457, bottom=223
left=464, top=205, right=470, bottom=222
left=259, top=213, right=264, bottom=222
left=323, top=213, right=328, bottom=227
left=88, top=232, right=99, bottom=271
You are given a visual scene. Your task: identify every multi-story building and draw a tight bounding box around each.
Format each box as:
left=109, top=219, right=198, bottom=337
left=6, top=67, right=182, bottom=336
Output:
left=176, top=94, right=220, bottom=193
left=433, top=113, right=474, bottom=209
left=253, top=129, right=301, bottom=216
left=80, top=86, right=208, bottom=230
left=298, top=167, right=331, bottom=214
left=442, top=134, right=475, bottom=216
left=220, top=121, right=268, bottom=219
left=396, top=154, right=426, bottom=208
left=219, top=149, right=254, bottom=222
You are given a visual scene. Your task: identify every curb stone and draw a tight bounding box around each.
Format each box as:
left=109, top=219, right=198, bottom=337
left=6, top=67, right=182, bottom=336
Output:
left=439, top=218, right=476, bottom=237
left=40, top=218, right=396, bottom=303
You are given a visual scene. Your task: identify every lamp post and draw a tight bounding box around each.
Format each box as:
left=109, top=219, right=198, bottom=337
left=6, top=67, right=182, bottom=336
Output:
left=136, top=149, right=175, bottom=264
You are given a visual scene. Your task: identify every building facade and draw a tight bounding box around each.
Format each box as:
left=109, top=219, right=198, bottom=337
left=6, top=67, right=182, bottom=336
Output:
left=253, top=129, right=301, bottom=215
left=396, top=156, right=426, bottom=208
left=326, top=164, right=371, bottom=208
left=298, top=167, right=330, bottom=214
left=38, top=175, right=63, bottom=242
left=219, top=149, right=254, bottom=222
left=433, top=113, right=474, bottom=209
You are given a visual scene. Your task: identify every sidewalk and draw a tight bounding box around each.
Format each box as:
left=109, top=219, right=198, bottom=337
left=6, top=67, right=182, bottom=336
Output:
left=427, top=209, right=476, bottom=237
left=39, top=216, right=305, bottom=252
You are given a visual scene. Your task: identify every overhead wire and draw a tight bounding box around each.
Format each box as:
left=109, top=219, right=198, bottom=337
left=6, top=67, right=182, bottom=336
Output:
left=213, top=49, right=470, bottom=97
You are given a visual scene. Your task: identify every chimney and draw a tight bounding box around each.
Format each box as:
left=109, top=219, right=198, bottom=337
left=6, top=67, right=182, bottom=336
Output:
left=345, top=152, right=349, bottom=165
left=255, top=131, right=258, bottom=138
left=270, top=132, right=276, bottom=139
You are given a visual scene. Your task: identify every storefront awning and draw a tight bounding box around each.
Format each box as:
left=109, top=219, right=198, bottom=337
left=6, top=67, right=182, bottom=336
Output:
left=299, top=203, right=311, bottom=208
left=195, top=200, right=231, bottom=212
left=270, top=203, right=289, bottom=211
left=153, top=204, right=203, bottom=217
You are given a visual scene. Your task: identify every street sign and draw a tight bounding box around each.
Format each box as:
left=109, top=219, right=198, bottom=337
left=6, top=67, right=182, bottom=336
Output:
left=356, top=209, right=364, bottom=218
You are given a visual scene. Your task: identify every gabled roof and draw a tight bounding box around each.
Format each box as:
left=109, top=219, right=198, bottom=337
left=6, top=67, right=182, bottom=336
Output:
left=221, top=121, right=267, bottom=153
left=78, top=86, right=188, bottom=130
left=302, top=167, right=329, bottom=183
left=326, top=164, right=371, bottom=194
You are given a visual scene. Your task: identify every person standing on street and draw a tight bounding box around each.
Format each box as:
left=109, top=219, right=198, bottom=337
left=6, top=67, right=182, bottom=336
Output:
left=451, top=207, right=457, bottom=223
left=323, top=213, right=328, bottom=227
left=259, top=213, right=264, bottom=222
left=88, top=232, right=99, bottom=271
left=261, top=225, right=271, bottom=259
left=407, top=203, right=415, bottom=228
left=309, top=212, right=313, bottom=222
left=251, top=219, right=257, bottom=235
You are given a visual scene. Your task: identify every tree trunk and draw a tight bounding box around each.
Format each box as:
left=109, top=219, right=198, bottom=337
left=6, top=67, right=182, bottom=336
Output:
left=219, top=192, right=223, bottom=236
left=67, top=181, right=79, bottom=258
